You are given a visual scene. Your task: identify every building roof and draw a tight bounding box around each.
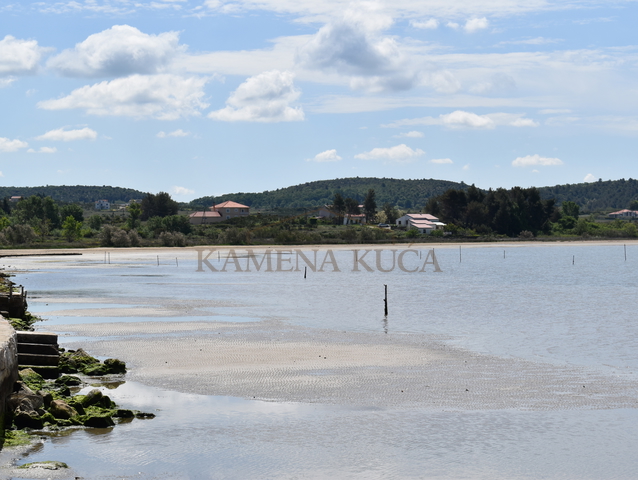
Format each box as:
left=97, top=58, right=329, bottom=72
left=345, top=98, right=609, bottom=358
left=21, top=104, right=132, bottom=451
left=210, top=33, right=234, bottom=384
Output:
left=406, top=213, right=439, bottom=221
left=609, top=209, right=637, bottom=215
left=409, top=220, right=436, bottom=228
left=212, top=201, right=249, bottom=209
left=190, top=211, right=222, bottom=218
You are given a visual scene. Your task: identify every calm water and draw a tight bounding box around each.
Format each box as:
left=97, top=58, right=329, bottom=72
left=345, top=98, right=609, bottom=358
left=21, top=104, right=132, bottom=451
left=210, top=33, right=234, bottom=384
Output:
left=4, top=243, right=638, bottom=479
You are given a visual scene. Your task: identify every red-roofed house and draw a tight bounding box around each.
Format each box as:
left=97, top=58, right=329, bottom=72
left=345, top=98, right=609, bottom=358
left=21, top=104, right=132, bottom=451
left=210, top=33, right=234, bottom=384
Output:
left=396, top=213, right=446, bottom=234
left=189, top=201, right=250, bottom=224
left=609, top=209, right=638, bottom=219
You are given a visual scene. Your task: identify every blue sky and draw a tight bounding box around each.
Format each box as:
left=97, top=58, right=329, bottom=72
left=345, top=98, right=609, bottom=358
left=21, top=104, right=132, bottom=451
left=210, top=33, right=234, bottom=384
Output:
left=1, top=0, right=637, bottom=201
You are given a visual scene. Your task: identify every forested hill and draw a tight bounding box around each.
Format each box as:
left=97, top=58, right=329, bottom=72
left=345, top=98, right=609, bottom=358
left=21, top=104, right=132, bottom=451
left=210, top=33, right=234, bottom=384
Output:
left=538, top=178, right=638, bottom=212
left=190, top=177, right=467, bottom=211
left=0, top=186, right=148, bottom=204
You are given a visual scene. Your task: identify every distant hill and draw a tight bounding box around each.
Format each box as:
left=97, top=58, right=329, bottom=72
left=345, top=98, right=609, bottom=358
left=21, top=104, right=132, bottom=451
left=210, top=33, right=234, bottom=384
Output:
left=538, top=178, right=638, bottom=212
left=190, top=177, right=467, bottom=211
left=0, top=186, right=148, bottom=204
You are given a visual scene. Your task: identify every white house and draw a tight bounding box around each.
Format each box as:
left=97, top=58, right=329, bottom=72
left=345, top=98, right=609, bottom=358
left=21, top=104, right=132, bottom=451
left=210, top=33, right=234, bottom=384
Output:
left=95, top=199, right=110, bottom=210
left=609, top=209, right=638, bottom=219
left=396, top=213, right=445, bottom=234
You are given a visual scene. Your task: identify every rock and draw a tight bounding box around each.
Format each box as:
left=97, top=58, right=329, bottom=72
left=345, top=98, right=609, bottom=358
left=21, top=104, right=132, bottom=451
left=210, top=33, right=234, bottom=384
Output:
left=49, top=400, right=78, bottom=420
left=13, top=411, right=44, bottom=430
left=7, top=392, right=44, bottom=415
left=83, top=363, right=109, bottom=376
left=98, top=395, right=115, bottom=409
left=59, top=348, right=99, bottom=374
left=67, top=400, right=85, bottom=415
left=18, top=460, right=69, bottom=470
left=40, top=391, right=53, bottom=408
left=83, top=414, right=115, bottom=428
left=134, top=412, right=156, bottom=419
left=104, top=358, right=126, bottom=374
left=80, top=389, right=103, bottom=407
left=55, top=374, right=82, bottom=386
left=18, top=368, right=45, bottom=391
left=113, top=409, right=135, bottom=418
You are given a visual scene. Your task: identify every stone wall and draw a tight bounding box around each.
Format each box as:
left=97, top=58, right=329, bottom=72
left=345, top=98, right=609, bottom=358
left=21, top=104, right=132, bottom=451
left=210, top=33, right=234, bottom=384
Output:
left=0, top=319, right=18, bottom=431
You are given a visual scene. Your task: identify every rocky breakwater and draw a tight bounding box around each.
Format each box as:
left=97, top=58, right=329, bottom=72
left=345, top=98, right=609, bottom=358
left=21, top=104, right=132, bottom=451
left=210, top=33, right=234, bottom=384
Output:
left=5, top=349, right=154, bottom=434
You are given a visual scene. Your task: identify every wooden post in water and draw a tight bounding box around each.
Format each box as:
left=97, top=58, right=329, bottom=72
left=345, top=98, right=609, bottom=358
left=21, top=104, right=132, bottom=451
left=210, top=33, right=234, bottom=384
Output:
left=104, top=251, right=106, bottom=264
left=572, top=255, right=574, bottom=265
left=157, top=255, right=159, bottom=266
left=304, top=266, right=307, bottom=279
left=108, top=252, right=110, bottom=264
left=624, top=244, right=627, bottom=261
left=504, top=250, right=505, bottom=259
left=384, top=284, right=388, bottom=316
left=176, top=257, right=179, bottom=267
left=459, top=245, right=462, bottom=263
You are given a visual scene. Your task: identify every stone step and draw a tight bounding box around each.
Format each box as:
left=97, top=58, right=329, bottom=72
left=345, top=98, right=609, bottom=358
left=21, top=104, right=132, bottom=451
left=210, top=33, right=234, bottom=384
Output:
left=16, top=331, right=58, bottom=345
left=17, top=342, right=59, bottom=355
left=20, top=365, right=59, bottom=379
left=18, top=353, right=60, bottom=367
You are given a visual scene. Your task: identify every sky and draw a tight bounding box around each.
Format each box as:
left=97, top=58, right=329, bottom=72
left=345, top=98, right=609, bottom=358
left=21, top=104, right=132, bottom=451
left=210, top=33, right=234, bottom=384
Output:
left=1, top=0, right=637, bottom=201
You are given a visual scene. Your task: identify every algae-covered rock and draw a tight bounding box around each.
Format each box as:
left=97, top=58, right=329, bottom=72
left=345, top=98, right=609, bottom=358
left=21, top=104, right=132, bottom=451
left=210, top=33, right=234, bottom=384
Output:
left=67, top=400, right=85, bottom=415
left=98, top=395, right=115, bottom=409
left=113, top=409, right=135, bottom=418
left=83, top=363, right=110, bottom=376
left=19, top=368, right=45, bottom=391
left=135, top=412, right=156, bottom=419
left=83, top=414, right=115, bottom=428
left=55, top=374, right=82, bottom=386
left=104, top=358, right=127, bottom=374
left=49, top=400, right=78, bottom=420
left=13, top=411, right=44, bottom=430
left=80, top=389, right=103, bottom=407
left=18, top=460, right=68, bottom=470
left=59, top=348, right=99, bottom=374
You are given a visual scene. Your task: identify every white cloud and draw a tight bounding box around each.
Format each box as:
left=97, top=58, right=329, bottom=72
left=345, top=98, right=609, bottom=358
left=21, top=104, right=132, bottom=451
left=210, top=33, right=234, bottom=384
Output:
left=0, top=171, right=3, bottom=177
left=410, top=19, right=439, bottom=29
left=0, top=137, right=28, bottom=152
left=512, top=154, right=563, bottom=167
left=297, top=11, right=421, bottom=92
left=469, top=73, right=516, bottom=95
left=394, top=131, right=423, bottom=138
left=498, top=37, right=561, bottom=46
left=355, top=144, right=424, bottom=163
left=0, top=78, right=16, bottom=88
left=463, top=164, right=470, bottom=170
left=36, top=127, right=98, bottom=142
left=28, top=146, right=57, bottom=154
left=0, top=35, right=45, bottom=77
left=430, top=158, right=453, bottom=164
left=464, top=17, right=489, bottom=33
left=384, top=111, right=538, bottom=129
left=172, top=186, right=195, bottom=195
left=38, top=74, right=209, bottom=120
left=157, top=129, right=191, bottom=138
left=539, top=109, right=572, bottom=115
left=48, top=25, right=184, bottom=78
left=583, top=173, right=597, bottom=182
left=307, top=149, right=342, bottom=162
left=446, top=22, right=460, bottom=30
left=209, top=70, right=304, bottom=122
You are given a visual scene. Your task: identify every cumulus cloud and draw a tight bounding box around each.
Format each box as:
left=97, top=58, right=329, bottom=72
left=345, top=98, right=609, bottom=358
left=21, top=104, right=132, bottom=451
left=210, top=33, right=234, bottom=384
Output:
left=464, top=17, right=489, bottom=33
left=38, top=74, right=209, bottom=120
left=410, top=19, right=439, bottom=29
left=394, top=131, right=423, bottom=138
left=0, top=137, right=28, bottom=152
left=209, top=70, right=304, bottom=122
left=355, top=144, right=424, bottom=163
left=469, top=72, right=516, bottom=95
left=47, top=25, right=184, bottom=77
left=307, top=149, right=342, bottom=162
left=157, top=129, right=191, bottom=138
left=446, top=22, right=460, bottom=30
left=27, top=146, right=57, bottom=154
left=512, top=154, right=563, bottom=167
left=430, top=158, right=453, bottom=164
left=384, top=110, right=538, bottom=129
left=0, top=35, right=46, bottom=77
left=297, top=12, right=421, bottom=92
left=36, top=127, right=97, bottom=141
left=583, top=173, right=597, bottom=182
left=172, top=186, right=195, bottom=195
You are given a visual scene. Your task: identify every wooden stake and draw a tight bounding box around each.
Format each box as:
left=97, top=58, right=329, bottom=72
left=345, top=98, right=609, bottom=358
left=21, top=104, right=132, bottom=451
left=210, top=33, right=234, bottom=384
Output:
left=572, top=255, right=574, bottom=265
left=157, top=255, right=160, bottom=266
left=176, top=257, right=179, bottom=267
left=384, top=284, right=388, bottom=316
left=459, top=245, right=462, bottom=263
left=624, top=244, right=627, bottom=261
left=304, top=266, right=307, bottom=279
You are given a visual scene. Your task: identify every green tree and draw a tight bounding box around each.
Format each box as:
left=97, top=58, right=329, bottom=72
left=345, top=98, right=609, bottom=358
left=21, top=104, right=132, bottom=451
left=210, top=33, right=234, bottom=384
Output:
left=140, top=192, right=179, bottom=220
left=62, top=215, right=82, bottom=241
left=382, top=203, right=399, bottom=224
left=363, top=189, right=377, bottom=222
left=332, top=193, right=345, bottom=224
left=127, top=202, right=142, bottom=229
left=87, top=215, right=104, bottom=230
left=60, top=204, right=84, bottom=223
left=561, top=201, right=580, bottom=219
left=344, top=197, right=360, bottom=215
left=12, top=196, right=60, bottom=229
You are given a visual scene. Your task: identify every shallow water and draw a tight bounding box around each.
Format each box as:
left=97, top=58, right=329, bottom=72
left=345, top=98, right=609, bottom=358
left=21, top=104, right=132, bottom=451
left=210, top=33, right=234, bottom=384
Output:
left=3, top=244, right=638, bottom=479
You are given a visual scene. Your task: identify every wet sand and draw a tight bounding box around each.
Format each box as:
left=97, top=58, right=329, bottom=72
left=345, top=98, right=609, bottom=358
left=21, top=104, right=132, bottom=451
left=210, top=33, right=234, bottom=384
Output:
left=55, top=319, right=638, bottom=410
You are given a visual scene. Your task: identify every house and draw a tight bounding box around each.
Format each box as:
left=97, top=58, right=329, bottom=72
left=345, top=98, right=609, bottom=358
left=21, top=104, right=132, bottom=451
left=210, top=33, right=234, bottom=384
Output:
left=608, top=209, right=638, bottom=219
left=9, top=196, right=22, bottom=203
left=188, top=201, right=250, bottom=225
left=317, top=205, right=337, bottom=219
left=95, top=199, right=110, bottom=210
left=396, top=213, right=446, bottom=234
left=344, top=213, right=366, bottom=225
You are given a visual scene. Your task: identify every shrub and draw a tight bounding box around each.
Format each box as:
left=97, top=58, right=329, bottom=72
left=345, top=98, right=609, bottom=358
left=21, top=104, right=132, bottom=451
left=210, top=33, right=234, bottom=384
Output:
left=4, top=225, right=37, bottom=244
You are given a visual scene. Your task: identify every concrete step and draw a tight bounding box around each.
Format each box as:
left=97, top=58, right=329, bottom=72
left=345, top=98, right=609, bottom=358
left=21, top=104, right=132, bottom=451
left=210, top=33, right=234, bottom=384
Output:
left=20, top=365, right=59, bottom=379
left=17, top=342, right=59, bottom=355
left=18, top=353, right=60, bottom=367
left=16, top=331, right=58, bottom=345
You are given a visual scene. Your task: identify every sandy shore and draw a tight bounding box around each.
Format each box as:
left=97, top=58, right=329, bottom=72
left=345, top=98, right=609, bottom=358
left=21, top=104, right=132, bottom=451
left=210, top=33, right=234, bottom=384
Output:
left=54, top=319, right=638, bottom=410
